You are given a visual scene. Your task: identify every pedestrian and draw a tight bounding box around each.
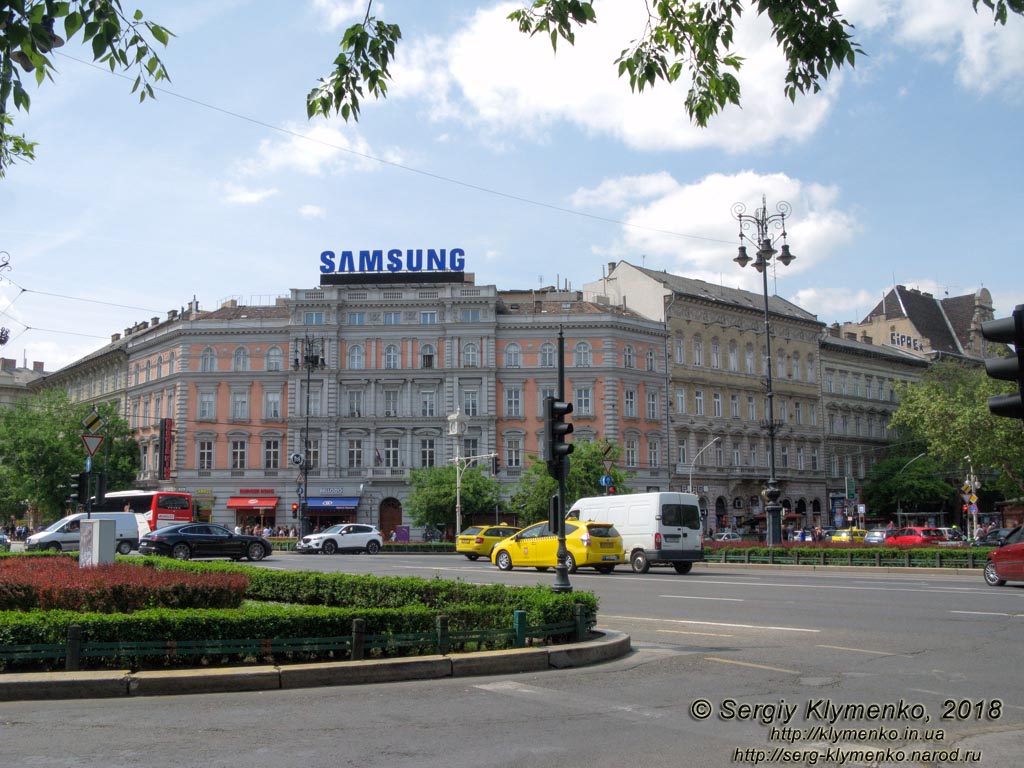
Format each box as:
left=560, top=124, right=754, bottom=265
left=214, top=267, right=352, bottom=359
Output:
left=389, top=529, right=397, bottom=542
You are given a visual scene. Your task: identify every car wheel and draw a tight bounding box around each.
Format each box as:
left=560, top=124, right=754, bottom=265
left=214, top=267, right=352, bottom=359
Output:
left=495, top=550, right=514, bottom=571
left=565, top=552, right=578, bottom=574
left=116, top=540, right=132, bottom=556
left=171, top=543, right=191, bottom=561
left=322, top=540, right=337, bottom=555
left=49, top=543, right=62, bottom=553
left=631, top=550, right=650, bottom=574
left=673, top=562, right=693, bottom=575
left=595, top=565, right=614, bottom=574
left=247, top=542, right=266, bottom=561
left=465, top=554, right=479, bottom=561
left=366, top=540, right=381, bottom=554
left=984, top=561, right=1006, bottom=587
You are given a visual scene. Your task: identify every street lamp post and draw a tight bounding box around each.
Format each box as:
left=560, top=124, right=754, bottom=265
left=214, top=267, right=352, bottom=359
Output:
left=895, top=451, right=927, bottom=525
left=689, top=436, right=721, bottom=493
left=294, top=335, right=325, bottom=538
left=733, top=195, right=795, bottom=547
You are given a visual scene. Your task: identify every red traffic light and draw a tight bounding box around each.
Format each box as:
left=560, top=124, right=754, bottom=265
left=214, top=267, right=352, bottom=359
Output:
left=291, top=503, right=299, bottom=518
left=608, top=486, right=616, bottom=495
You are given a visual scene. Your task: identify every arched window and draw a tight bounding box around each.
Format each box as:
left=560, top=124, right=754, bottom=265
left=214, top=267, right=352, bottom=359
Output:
left=168, top=351, right=175, bottom=375
left=348, top=344, right=365, bottom=370
left=155, top=356, right=163, bottom=378
left=145, top=360, right=152, bottom=382
left=745, top=343, right=755, bottom=374
left=505, top=343, right=521, bottom=368
left=728, top=341, right=738, bottom=372
left=266, top=346, right=283, bottom=371
left=540, top=342, right=556, bottom=367
left=421, top=343, right=436, bottom=369
left=463, top=342, right=479, bottom=367
left=574, top=342, right=592, bottom=367
left=384, top=344, right=400, bottom=369
left=233, top=347, right=250, bottom=372
left=710, top=339, right=721, bottom=369
left=791, top=353, right=801, bottom=381
left=693, top=336, right=704, bottom=367
left=200, top=347, right=215, bottom=372
left=623, top=345, right=635, bottom=368
left=645, top=348, right=656, bottom=371
left=806, top=354, right=816, bottom=383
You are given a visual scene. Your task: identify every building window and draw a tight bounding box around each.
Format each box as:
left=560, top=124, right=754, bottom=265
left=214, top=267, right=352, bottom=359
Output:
left=646, top=391, right=658, bottom=419
left=678, top=441, right=687, bottom=466
left=264, top=439, right=280, bottom=469
left=625, top=438, right=638, bottom=467
left=460, top=308, right=481, bottom=322
left=728, top=341, right=738, bottom=372
left=797, top=446, right=805, bottom=470
left=646, top=348, right=656, bottom=372
left=779, top=398, right=789, bottom=422
left=168, top=352, right=175, bottom=375
left=198, top=440, right=214, bottom=471
left=264, top=391, right=281, bottom=419
left=463, top=342, right=479, bottom=367
left=348, top=390, right=363, bottom=418
left=230, top=439, right=247, bottom=470
left=505, top=343, right=522, bottom=368
left=420, top=311, right=437, bottom=324
left=201, top=347, right=216, bottom=372
left=348, top=345, right=365, bottom=370
left=713, top=393, right=722, bottom=418
left=693, top=337, right=704, bottom=367
left=348, top=439, right=363, bottom=468
left=421, top=344, right=436, bottom=369
left=383, top=390, right=398, bottom=415
left=826, top=372, right=834, bottom=393
left=463, top=389, right=479, bottom=417
left=232, top=348, right=249, bottom=372
left=230, top=391, right=249, bottom=420
left=710, top=340, right=721, bottom=369
left=506, top=437, right=522, bottom=468
left=745, top=343, right=755, bottom=374
left=266, top=347, right=283, bottom=371
left=304, top=311, right=324, bottom=325
left=624, top=390, right=637, bottom=418
left=675, top=337, right=686, bottom=364
left=574, top=342, right=592, bottom=367
left=623, top=345, right=635, bottom=369
left=463, top=437, right=479, bottom=458
left=792, top=355, right=801, bottom=381
left=384, top=311, right=401, bottom=325
left=385, top=344, right=400, bottom=369
left=420, top=390, right=436, bottom=417
left=731, top=394, right=740, bottom=419
left=695, top=389, right=704, bottom=416
left=348, top=312, right=365, bottom=325
left=304, top=384, right=322, bottom=417
left=812, top=448, right=819, bottom=471
left=781, top=445, right=789, bottom=468
left=574, top=386, right=593, bottom=416
left=540, top=342, right=556, bottom=368
left=675, top=387, right=687, bottom=415
left=306, top=439, right=320, bottom=469
left=505, top=386, right=522, bottom=417
left=732, top=443, right=741, bottom=466
left=384, top=438, right=400, bottom=467
left=199, top=392, right=215, bottom=421
left=794, top=401, right=802, bottom=425
left=806, top=355, right=816, bottom=383
left=420, top=439, right=436, bottom=467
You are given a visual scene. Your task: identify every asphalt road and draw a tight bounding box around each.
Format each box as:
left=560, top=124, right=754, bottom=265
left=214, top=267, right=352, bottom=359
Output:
left=1, top=554, right=1020, bottom=767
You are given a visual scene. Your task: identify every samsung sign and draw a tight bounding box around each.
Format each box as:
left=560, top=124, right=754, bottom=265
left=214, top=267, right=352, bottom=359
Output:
left=320, top=248, right=466, bottom=274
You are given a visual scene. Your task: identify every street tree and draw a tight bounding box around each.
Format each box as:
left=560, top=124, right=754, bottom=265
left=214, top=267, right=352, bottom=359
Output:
left=889, top=360, right=1024, bottom=499
left=405, top=464, right=501, bottom=533
left=509, top=439, right=631, bottom=525
left=861, top=452, right=953, bottom=519
left=0, top=389, right=138, bottom=520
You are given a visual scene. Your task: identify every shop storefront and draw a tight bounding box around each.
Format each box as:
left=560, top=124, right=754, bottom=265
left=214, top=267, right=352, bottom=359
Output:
left=227, top=491, right=280, bottom=533
left=305, top=496, right=359, bottom=530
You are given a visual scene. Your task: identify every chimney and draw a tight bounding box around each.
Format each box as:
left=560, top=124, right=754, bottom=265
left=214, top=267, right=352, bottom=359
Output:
left=167, top=309, right=178, bottom=321
left=1, top=358, right=15, bottom=373
left=844, top=332, right=857, bottom=341
left=860, top=332, right=872, bottom=344
left=124, top=327, right=132, bottom=336
left=112, top=333, right=122, bottom=342
left=607, top=261, right=616, bottom=275
left=32, top=361, right=45, bottom=373
left=151, top=316, right=160, bottom=326
left=828, top=325, right=841, bottom=338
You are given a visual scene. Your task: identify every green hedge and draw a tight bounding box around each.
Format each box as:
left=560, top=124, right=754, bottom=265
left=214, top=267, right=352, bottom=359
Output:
left=703, top=545, right=984, bottom=568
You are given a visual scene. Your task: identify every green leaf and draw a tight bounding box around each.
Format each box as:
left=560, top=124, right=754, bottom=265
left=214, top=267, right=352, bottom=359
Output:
left=65, top=11, right=84, bottom=39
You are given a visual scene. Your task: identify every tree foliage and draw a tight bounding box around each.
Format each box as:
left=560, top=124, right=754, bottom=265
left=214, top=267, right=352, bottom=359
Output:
left=404, top=464, right=501, bottom=531
left=889, top=360, right=1024, bottom=499
left=0, top=0, right=172, bottom=177
left=0, top=389, right=138, bottom=520
left=509, top=439, right=632, bottom=525
left=861, top=451, right=953, bottom=518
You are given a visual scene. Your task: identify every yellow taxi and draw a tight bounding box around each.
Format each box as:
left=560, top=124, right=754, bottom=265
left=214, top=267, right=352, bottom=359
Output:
left=491, top=520, right=625, bottom=574
left=456, top=524, right=520, bottom=561
left=829, top=528, right=867, bottom=543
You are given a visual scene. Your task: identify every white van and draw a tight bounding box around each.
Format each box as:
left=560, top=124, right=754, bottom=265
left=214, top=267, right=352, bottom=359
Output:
left=567, top=491, right=704, bottom=574
left=26, top=512, right=145, bottom=555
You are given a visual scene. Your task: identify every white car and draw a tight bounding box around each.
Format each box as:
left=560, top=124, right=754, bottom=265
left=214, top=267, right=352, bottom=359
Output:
left=711, top=531, right=742, bottom=542
left=296, top=523, right=383, bottom=555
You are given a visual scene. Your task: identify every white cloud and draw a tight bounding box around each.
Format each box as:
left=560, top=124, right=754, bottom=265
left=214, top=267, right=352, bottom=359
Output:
left=569, top=173, right=679, bottom=210
left=298, top=204, right=327, bottom=219
left=222, top=183, right=278, bottom=205
left=790, top=286, right=884, bottom=324
left=311, top=0, right=374, bottom=30
left=239, top=121, right=397, bottom=177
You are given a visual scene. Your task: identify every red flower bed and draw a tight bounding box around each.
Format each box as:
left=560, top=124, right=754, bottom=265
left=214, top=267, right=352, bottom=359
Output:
left=0, top=557, right=248, bottom=612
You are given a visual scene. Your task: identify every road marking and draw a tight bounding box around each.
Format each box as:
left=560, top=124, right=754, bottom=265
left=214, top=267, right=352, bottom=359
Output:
left=704, top=657, right=800, bottom=674
left=949, top=610, right=1024, bottom=617
left=602, top=614, right=820, bottom=633
left=676, top=578, right=1000, bottom=596
left=656, top=629, right=734, bottom=637
left=659, top=594, right=744, bottom=602
left=816, top=644, right=902, bottom=656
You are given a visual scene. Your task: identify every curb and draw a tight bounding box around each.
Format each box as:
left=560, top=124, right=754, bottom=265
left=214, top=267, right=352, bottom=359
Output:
left=0, top=629, right=631, bottom=702
left=694, top=561, right=983, bottom=577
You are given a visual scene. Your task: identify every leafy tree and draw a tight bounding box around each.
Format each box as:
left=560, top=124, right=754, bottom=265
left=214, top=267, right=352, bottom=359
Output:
left=861, top=452, right=953, bottom=519
left=405, top=464, right=501, bottom=532
left=889, top=360, right=1024, bottom=499
left=509, top=439, right=632, bottom=524
left=0, top=1, right=172, bottom=177
left=0, top=389, right=138, bottom=521
left=310, top=1, right=1022, bottom=128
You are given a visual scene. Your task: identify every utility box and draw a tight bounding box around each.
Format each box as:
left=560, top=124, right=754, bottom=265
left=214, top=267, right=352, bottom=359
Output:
left=79, top=518, right=116, bottom=567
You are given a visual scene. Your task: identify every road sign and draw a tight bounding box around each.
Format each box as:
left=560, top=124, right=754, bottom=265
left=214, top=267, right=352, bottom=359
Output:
left=81, top=434, right=104, bottom=457
left=295, top=486, right=304, bottom=497
left=599, top=474, right=612, bottom=487
left=82, top=408, right=104, bottom=434
left=602, top=459, right=614, bottom=474
left=85, top=456, right=92, bottom=473
left=969, top=503, right=978, bottom=514
left=970, top=494, right=978, bottom=504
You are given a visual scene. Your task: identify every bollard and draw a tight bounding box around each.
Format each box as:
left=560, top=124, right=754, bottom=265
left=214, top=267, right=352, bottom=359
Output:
left=66, top=624, right=82, bottom=671
left=351, top=618, right=365, bottom=661
left=573, top=603, right=586, bottom=642
left=436, top=615, right=450, bottom=655
left=513, top=610, right=527, bottom=648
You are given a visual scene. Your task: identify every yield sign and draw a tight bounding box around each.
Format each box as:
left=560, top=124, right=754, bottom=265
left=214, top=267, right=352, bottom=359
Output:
left=81, top=434, right=105, bottom=457
left=602, top=459, right=615, bottom=474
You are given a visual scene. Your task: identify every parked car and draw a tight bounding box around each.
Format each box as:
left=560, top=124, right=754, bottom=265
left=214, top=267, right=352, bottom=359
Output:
left=984, top=525, right=1024, bottom=586
left=830, top=528, right=867, bottom=543
left=456, top=525, right=520, bottom=560
left=491, top=520, right=625, bottom=573
left=971, top=528, right=1015, bottom=547
left=864, top=528, right=890, bottom=545
left=937, top=527, right=965, bottom=543
left=139, top=523, right=270, bottom=561
left=711, top=531, right=742, bottom=542
left=296, top=523, right=383, bottom=554
left=884, top=527, right=946, bottom=546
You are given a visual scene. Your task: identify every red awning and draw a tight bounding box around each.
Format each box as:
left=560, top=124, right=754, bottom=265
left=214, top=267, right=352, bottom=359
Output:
left=226, top=496, right=279, bottom=509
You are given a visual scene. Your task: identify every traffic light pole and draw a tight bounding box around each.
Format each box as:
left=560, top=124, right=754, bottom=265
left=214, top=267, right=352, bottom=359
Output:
left=552, top=328, right=572, bottom=594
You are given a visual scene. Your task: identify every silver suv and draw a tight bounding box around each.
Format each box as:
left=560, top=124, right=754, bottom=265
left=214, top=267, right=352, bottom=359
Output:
left=296, top=523, right=383, bottom=555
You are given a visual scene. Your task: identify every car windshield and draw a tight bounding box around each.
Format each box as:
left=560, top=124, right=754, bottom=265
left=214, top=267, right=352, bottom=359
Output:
left=42, top=516, right=74, bottom=533
left=462, top=527, right=483, bottom=535
left=922, top=529, right=942, bottom=537
left=586, top=524, right=618, bottom=538
left=322, top=525, right=345, bottom=534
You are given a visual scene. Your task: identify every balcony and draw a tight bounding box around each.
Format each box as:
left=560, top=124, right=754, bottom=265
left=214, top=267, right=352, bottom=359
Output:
left=369, top=466, right=410, bottom=481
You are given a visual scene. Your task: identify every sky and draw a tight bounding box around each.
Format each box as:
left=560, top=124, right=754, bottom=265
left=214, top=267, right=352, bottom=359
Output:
left=1, top=0, right=1022, bottom=373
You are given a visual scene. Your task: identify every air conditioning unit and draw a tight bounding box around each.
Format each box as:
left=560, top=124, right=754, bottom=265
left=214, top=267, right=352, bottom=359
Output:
left=349, top=411, right=360, bottom=418
left=385, top=411, right=392, bottom=417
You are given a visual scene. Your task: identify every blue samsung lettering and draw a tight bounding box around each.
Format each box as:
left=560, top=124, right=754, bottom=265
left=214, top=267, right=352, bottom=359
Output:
left=360, top=249, right=384, bottom=271
left=404, top=249, right=423, bottom=271
left=427, top=249, right=445, bottom=271
left=319, top=251, right=336, bottom=273
left=450, top=248, right=465, bottom=270
left=338, top=250, right=356, bottom=272
left=388, top=249, right=404, bottom=271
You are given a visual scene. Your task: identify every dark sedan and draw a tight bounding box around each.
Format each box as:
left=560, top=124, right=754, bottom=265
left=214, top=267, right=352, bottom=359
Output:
left=139, top=523, right=270, bottom=561
left=971, top=528, right=1015, bottom=547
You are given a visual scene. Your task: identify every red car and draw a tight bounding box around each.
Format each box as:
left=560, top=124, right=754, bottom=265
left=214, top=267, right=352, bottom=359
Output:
left=884, top=526, right=946, bottom=546
left=984, top=526, right=1024, bottom=586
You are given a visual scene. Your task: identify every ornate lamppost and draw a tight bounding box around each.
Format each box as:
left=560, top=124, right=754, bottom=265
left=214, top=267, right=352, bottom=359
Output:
left=293, top=334, right=325, bottom=538
left=732, top=195, right=795, bottom=547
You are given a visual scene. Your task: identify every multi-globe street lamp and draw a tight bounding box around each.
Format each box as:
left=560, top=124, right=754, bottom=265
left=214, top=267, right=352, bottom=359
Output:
left=732, top=195, right=795, bottom=547
left=293, top=334, right=325, bottom=538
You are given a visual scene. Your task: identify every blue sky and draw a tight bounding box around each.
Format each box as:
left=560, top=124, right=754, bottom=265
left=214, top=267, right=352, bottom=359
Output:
left=2, top=0, right=1022, bottom=372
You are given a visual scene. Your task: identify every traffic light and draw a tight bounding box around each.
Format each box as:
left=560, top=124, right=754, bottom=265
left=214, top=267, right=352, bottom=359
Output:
left=982, top=304, right=1024, bottom=419
left=291, top=503, right=299, bottom=518
left=607, top=485, right=616, bottom=495
left=548, top=494, right=559, bottom=531
left=95, top=473, right=107, bottom=506
left=544, top=396, right=574, bottom=480
left=76, top=472, right=88, bottom=505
